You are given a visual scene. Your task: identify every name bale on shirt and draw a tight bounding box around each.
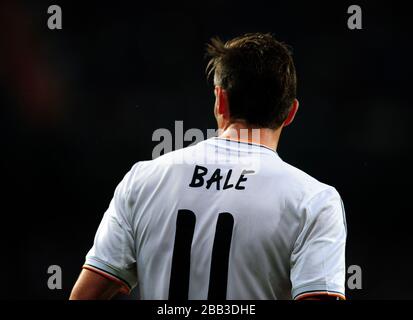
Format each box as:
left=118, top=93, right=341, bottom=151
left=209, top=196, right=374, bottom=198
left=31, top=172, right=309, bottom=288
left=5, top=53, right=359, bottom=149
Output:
left=189, top=165, right=253, bottom=190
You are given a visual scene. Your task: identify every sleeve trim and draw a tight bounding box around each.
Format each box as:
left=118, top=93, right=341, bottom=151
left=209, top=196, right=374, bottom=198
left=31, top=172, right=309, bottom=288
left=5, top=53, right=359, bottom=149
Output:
left=82, top=264, right=131, bottom=294
left=84, top=256, right=137, bottom=289
left=294, top=290, right=346, bottom=300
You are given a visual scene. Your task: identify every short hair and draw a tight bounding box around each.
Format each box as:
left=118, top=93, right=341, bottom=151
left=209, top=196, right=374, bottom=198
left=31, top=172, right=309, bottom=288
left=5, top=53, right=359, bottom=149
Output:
left=206, top=33, right=297, bottom=129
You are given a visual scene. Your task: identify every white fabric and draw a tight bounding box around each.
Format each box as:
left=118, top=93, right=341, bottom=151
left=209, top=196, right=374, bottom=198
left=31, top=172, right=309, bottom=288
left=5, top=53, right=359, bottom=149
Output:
left=85, top=137, right=347, bottom=299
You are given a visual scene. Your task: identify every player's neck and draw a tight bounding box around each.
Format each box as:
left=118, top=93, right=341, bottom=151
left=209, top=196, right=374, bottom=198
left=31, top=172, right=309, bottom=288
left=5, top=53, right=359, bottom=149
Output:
left=218, top=122, right=281, bottom=151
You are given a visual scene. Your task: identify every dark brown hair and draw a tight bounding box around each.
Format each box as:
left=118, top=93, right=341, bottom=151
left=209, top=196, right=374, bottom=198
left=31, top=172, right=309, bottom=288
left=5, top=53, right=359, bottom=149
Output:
left=206, top=33, right=297, bottom=129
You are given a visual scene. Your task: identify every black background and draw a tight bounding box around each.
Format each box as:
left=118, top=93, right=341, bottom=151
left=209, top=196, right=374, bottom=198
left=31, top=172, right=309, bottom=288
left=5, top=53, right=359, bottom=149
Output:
left=0, top=0, right=411, bottom=299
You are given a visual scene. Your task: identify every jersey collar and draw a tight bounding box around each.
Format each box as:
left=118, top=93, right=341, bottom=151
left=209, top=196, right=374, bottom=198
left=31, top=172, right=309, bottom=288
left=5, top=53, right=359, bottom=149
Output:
left=208, top=137, right=279, bottom=156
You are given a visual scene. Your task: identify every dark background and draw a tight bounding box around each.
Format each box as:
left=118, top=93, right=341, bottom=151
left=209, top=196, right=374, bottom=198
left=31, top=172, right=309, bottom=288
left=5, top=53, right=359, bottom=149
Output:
left=0, top=0, right=411, bottom=299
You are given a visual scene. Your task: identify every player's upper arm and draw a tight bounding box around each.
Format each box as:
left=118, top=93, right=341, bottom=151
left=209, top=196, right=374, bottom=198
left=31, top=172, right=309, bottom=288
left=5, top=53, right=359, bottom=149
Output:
left=290, top=187, right=347, bottom=300
left=70, top=268, right=123, bottom=300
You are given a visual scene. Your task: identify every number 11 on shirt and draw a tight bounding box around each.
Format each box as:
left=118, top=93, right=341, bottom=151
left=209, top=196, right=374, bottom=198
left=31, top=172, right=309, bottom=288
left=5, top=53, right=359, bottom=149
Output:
left=169, top=209, right=234, bottom=300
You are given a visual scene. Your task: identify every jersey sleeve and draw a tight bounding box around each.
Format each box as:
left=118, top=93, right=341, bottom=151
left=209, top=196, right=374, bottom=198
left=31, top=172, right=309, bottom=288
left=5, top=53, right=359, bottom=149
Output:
left=290, top=187, right=347, bottom=300
left=83, top=165, right=139, bottom=294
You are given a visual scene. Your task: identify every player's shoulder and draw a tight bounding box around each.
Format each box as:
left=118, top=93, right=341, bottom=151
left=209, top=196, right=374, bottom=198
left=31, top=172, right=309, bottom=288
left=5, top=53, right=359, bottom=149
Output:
left=274, top=160, right=344, bottom=226
left=126, top=143, right=201, bottom=180
left=276, top=158, right=341, bottom=206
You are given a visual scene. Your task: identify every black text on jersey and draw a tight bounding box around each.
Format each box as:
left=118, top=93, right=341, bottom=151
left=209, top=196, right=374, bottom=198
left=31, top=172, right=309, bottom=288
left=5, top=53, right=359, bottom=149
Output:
left=189, top=165, right=252, bottom=190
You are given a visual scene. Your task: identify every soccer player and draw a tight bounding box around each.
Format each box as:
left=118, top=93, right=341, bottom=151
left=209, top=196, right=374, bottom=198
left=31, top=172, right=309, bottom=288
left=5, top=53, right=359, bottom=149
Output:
left=70, top=33, right=347, bottom=300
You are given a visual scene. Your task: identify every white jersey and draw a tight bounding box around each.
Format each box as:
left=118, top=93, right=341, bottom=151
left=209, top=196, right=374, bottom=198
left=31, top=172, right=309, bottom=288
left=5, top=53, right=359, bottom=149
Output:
left=84, top=137, right=347, bottom=300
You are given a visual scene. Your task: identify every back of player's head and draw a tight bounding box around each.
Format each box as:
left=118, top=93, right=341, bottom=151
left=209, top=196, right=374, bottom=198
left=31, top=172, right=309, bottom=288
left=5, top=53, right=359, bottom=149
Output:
left=206, top=33, right=297, bottom=129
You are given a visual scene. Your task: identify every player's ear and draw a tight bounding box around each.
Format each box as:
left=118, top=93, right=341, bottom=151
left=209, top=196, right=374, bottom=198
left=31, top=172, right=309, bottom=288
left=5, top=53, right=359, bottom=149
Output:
left=283, top=99, right=299, bottom=127
left=215, top=86, right=230, bottom=119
